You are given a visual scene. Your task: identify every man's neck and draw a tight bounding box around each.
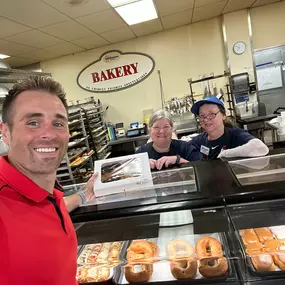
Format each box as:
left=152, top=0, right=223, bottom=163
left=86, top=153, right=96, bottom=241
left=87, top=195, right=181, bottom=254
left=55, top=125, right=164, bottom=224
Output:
left=208, top=126, right=225, bottom=141
left=8, top=158, right=56, bottom=194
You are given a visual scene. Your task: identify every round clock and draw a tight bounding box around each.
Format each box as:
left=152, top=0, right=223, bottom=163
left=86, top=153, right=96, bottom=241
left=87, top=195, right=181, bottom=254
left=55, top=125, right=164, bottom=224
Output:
left=233, top=41, right=246, bottom=55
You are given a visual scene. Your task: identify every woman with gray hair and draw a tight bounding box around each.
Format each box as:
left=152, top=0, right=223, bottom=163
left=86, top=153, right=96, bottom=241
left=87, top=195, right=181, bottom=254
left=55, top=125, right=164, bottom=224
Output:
left=136, top=110, right=201, bottom=170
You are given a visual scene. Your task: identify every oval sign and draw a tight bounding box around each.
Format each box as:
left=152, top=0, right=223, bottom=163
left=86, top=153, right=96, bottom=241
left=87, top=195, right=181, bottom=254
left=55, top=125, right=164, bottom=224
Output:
left=77, top=50, right=155, bottom=93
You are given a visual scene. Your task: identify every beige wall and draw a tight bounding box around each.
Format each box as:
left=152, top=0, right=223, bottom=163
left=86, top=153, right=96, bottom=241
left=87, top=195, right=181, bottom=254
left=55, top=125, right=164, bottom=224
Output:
left=41, top=17, right=227, bottom=126
left=223, top=10, right=255, bottom=82
left=251, top=1, right=285, bottom=50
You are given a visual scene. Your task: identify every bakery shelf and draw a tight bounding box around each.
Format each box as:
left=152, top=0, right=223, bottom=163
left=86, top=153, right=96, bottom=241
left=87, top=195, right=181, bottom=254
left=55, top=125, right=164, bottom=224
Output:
left=92, top=125, right=104, bottom=133
left=72, top=156, right=92, bottom=171
left=97, top=144, right=108, bottom=154
left=68, top=136, right=89, bottom=149
left=70, top=132, right=83, bottom=139
left=103, top=151, right=111, bottom=160
left=95, top=135, right=108, bottom=144
left=69, top=147, right=88, bottom=162
left=93, top=129, right=107, bottom=138
left=56, top=172, right=71, bottom=178
left=57, top=166, right=68, bottom=171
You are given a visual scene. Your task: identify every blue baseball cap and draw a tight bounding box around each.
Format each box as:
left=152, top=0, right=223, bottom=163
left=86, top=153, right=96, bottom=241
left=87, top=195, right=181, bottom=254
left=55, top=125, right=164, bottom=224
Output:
left=191, top=96, right=225, bottom=115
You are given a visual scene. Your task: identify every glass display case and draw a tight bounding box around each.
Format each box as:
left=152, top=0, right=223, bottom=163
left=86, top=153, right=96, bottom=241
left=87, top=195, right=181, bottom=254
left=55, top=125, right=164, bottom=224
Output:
left=75, top=205, right=242, bottom=285
left=228, top=153, right=285, bottom=186
left=228, top=198, right=285, bottom=284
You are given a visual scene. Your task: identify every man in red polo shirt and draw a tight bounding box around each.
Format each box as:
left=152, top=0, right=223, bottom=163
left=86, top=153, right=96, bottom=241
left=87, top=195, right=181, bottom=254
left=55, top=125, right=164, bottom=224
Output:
left=0, top=76, right=96, bottom=285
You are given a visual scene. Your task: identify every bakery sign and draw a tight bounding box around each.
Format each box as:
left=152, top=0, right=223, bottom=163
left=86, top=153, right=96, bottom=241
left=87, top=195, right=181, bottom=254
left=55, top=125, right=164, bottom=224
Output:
left=77, top=50, right=155, bottom=93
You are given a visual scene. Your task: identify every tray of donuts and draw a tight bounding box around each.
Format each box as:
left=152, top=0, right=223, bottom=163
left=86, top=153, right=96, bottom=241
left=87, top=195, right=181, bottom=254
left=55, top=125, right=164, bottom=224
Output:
left=239, top=226, right=285, bottom=276
left=76, top=241, right=127, bottom=284
left=113, top=234, right=233, bottom=284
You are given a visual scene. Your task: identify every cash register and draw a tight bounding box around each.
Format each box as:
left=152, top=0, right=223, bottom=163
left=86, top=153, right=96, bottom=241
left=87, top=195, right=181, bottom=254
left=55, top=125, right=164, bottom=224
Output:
left=126, top=122, right=147, bottom=137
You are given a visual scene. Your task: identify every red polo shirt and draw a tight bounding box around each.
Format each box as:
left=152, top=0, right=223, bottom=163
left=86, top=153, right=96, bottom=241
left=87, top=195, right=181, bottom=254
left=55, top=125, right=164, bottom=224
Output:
left=0, top=156, right=78, bottom=285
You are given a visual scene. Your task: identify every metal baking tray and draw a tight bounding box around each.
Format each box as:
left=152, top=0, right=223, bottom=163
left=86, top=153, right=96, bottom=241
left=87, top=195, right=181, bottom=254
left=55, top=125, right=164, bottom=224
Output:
left=77, top=241, right=128, bottom=284
left=236, top=229, right=285, bottom=278
left=113, top=233, right=236, bottom=285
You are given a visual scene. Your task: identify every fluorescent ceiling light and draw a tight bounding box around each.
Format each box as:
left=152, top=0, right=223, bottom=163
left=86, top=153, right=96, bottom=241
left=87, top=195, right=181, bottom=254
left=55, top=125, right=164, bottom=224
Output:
left=0, top=54, right=10, bottom=59
left=115, top=0, right=158, bottom=25
left=107, top=0, right=138, bottom=7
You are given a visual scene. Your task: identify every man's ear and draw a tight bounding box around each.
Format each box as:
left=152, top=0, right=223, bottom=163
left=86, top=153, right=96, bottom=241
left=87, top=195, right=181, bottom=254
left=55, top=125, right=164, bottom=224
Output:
left=1, top=123, right=11, bottom=146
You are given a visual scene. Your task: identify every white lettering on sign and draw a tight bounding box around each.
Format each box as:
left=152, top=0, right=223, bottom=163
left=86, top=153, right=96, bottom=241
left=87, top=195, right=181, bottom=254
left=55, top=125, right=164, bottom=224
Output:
left=77, top=50, right=155, bottom=93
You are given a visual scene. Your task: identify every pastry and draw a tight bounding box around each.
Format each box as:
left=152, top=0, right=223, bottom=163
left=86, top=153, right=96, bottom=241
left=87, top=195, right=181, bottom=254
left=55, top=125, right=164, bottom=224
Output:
left=170, top=259, right=197, bottom=280
left=167, top=239, right=195, bottom=260
left=273, top=254, right=285, bottom=270
left=77, top=266, right=110, bottom=283
left=124, top=263, right=153, bottom=283
left=245, top=242, right=263, bottom=255
left=240, top=229, right=259, bottom=245
left=251, top=254, right=275, bottom=272
left=127, top=240, right=158, bottom=262
left=196, top=237, right=228, bottom=277
left=254, top=228, right=274, bottom=243
left=199, top=257, right=229, bottom=278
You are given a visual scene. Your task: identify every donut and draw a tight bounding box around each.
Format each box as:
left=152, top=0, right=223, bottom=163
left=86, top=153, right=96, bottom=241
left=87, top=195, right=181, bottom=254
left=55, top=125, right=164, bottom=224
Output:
left=127, top=240, right=157, bottom=262
left=170, top=258, right=197, bottom=280
left=251, top=254, right=275, bottom=272
left=240, top=229, right=259, bottom=245
left=262, top=239, right=285, bottom=253
left=199, top=257, right=228, bottom=278
left=245, top=242, right=263, bottom=255
left=167, top=239, right=195, bottom=260
left=254, top=228, right=274, bottom=243
left=196, top=237, right=223, bottom=258
left=124, top=263, right=153, bottom=283
left=273, top=254, right=285, bottom=270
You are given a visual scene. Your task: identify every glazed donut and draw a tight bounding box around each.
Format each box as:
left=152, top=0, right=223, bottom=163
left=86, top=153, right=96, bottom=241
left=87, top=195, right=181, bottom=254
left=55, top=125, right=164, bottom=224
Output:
left=251, top=254, right=275, bottom=272
left=199, top=257, right=228, bottom=278
left=254, top=228, right=274, bottom=243
left=170, top=258, right=197, bottom=280
left=245, top=242, right=263, bottom=255
left=127, top=241, right=157, bottom=262
left=273, top=254, right=285, bottom=270
left=167, top=239, right=195, bottom=260
left=196, top=237, right=223, bottom=258
left=262, top=239, right=285, bottom=253
left=124, top=263, right=153, bottom=283
left=240, top=229, right=259, bottom=245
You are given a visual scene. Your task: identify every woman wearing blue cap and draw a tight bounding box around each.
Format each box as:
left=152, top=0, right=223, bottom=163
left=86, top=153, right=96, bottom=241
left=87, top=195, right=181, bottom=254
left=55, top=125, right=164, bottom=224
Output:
left=190, top=97, right=269, bottom=160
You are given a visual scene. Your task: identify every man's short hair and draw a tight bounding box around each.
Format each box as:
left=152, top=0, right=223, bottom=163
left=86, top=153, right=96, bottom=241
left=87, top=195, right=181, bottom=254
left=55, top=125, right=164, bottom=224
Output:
left=2, top=76, right=68, bottom=127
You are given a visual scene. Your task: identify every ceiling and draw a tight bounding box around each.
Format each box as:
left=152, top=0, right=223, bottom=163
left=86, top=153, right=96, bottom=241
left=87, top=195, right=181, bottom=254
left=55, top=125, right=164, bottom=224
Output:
left=0, top=0, right=283, bottom=68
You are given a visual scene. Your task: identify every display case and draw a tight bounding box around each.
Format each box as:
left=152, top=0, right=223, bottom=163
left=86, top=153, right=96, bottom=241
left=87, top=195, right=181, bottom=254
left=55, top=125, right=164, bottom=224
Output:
left=228, top=153, right=285, bottom=186
left=74, top=205, right=243, bottom=285
left=228, top=198, right=285, bottom=284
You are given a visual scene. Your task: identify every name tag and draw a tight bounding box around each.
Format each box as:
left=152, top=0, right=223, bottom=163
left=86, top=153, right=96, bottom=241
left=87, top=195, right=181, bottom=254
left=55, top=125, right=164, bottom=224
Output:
left=200, top=145, right=210, bottom=156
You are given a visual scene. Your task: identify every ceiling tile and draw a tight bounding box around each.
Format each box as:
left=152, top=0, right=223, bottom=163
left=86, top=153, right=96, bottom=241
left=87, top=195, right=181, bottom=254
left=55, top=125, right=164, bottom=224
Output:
left=75, top=9, right=127, bottom=34
left=42, top=0, right=110, bottom=18
left=195, top=0, right=225, bottom=7
left=223, top=0, right=256, bottom=13
left=130, top=19, right=163, bottom=37
left=251, top=0, right=280, bottom=7
left=4, top=56, right=37, bottom=68
left=154, top=0, right=195, bottom=16
left=161, top=9, right=193, bottom=30
left=19, top=50, right=60, bottom=61
left=192, top=1, right=226, bottom=22
left=0, top=17, right=31, bottom=38
left=0, top=39, right=36, bottom=56
left=39, top=20, right=94, bottom=41
left=45, top=42, right=85, bottom=56
left=71, top=35, right=110, bottom=49
left=0, top=0, right=69, bottom=28
left=4, top=30, right=65, bottom=49
left=100, top=27, right=136, bottom=43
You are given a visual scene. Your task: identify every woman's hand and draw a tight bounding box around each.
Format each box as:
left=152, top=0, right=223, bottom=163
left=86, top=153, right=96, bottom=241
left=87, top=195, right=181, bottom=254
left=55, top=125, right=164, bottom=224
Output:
left=155, top=156, right=177, bottom=170
left=149, top=159, right=157, bottom=169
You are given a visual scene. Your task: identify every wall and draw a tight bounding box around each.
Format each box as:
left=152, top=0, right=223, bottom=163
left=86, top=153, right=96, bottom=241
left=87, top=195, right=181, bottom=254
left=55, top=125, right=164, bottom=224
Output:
left=41, top=17, right=227, bottom=126
left=223, top=10, right=255, bottom=82
left=251, top=1, right=285, bottom=50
